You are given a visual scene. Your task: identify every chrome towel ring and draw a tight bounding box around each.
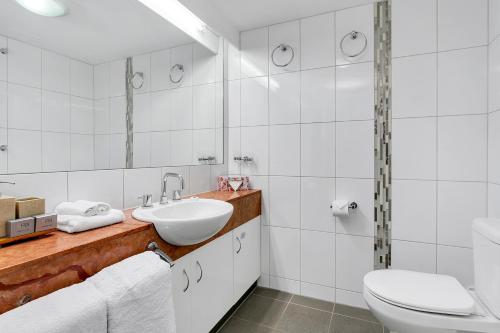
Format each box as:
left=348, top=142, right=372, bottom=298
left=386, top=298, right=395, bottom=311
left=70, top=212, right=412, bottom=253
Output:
left=169, top=64, right=184, bottom=83
left=131, top=72, right=144, bottom=89
left=340, top=30, right=368, bottom=58
left=271, top=43, right=295, bottom=67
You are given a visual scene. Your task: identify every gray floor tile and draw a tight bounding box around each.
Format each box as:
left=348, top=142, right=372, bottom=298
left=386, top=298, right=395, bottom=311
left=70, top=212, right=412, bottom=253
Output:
left=334, top=304, right=379, bottom=323
left=330, top=314, right=383, bottom=333
left=254, top=287, right=293, bottom=302
left=218, top=317, right=279, bottom=333
left=290, top=295, right=334, bottom=312
left=275, top=303, right=332, bottom=333
left=234, top=294, right=288, bottom=327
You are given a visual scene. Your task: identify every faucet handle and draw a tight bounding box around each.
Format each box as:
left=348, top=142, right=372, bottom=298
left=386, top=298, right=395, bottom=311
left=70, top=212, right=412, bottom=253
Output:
left=138, top=194, right=153, bottom=208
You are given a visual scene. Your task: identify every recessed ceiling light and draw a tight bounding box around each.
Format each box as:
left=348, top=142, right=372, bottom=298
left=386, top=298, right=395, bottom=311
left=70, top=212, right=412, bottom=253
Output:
left=15, top=0, right=68, bottom=17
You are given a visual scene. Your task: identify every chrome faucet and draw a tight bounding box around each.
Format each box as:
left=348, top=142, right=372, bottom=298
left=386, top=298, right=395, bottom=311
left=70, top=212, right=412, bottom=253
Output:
left=160, top=172, right=184, bottom=204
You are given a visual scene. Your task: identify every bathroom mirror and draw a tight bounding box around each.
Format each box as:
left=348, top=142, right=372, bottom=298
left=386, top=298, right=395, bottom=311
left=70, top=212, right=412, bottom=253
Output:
left=0, top=0, right=224, bottom=174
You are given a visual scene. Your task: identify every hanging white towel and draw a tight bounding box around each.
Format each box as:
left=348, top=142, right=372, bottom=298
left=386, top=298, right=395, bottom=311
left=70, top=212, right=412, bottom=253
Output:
left=0, top=281, right=107, bottom=333
left=55, top=200, right=111, bottom=217
left=57, top=209, right=125, bottom=233
left=88, top=251, right=176, bottom=333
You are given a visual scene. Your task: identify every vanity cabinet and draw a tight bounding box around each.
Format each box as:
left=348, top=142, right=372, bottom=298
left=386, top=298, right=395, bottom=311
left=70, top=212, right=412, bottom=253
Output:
left=172, top=217, right=261, bottom=333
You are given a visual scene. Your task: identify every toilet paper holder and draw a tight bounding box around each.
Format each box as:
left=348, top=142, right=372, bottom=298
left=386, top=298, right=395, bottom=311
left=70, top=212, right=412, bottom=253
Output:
left=330, top=202, right=358, bottom=210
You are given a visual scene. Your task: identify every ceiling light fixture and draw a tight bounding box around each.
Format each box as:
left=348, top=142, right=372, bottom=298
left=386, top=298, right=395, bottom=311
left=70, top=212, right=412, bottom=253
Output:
left=138, top=0, right=219, bottom=54
left=15, top=0, right=68, bottom=17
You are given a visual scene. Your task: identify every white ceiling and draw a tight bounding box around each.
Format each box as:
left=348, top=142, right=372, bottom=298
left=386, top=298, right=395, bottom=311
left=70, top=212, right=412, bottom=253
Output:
left=181, top=0, right=378, bottom=35
left=0, top=0, right=194, bottom=64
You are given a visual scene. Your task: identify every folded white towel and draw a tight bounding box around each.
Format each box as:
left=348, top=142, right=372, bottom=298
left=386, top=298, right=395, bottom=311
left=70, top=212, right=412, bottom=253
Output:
left=88, top=252, right=176, bottom=333
left=55, top=200, right=111, bottom=217
left=57, top=209, right=125, bottom=233
left=0, top=281, right=107, bottom=333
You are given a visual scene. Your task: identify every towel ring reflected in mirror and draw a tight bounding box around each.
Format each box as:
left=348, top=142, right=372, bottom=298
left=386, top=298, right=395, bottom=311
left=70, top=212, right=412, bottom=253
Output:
left=169, top=64, right=184, bottom=83
left=340, top=30, right=368, bottom=58
left=131, top=71, right=144, bottom=89
left=271, top=43, right=295, bottom=67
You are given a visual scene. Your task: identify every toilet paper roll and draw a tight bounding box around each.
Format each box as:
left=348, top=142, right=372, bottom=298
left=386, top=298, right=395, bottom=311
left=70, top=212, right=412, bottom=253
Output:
left=331, top=200, right=349, bottom=217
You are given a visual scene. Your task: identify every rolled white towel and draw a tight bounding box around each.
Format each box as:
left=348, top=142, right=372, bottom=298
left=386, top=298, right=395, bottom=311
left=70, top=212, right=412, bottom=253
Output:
left=55, top=200, right=111, bottom=217
left=57, top=209, right=125, bottom=233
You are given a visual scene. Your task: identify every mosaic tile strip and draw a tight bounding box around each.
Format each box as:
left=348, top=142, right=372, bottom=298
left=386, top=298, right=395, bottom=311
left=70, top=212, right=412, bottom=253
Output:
left=374, top=0, right=392, bottom=269
left=125, top=57, right=134, bottom=168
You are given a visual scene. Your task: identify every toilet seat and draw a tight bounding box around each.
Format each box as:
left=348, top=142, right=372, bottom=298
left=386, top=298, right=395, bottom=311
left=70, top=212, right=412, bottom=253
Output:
left=364, top=270, right=476, bottom=316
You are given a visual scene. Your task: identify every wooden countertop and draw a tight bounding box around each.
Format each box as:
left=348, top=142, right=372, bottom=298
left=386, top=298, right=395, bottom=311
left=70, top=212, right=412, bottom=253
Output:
left=0, top=190, right=261, bottom=277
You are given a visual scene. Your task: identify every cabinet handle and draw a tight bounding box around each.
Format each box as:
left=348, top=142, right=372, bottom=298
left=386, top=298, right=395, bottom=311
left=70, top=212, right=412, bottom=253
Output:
left=182, top=269, right=190, bottom=292
left=236, top=236, right=242, bottom=254
left=196, top=261, right=203, bottom=283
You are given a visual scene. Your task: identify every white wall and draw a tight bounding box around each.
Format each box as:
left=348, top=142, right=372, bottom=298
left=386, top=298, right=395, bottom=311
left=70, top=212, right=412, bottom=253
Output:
left=228, top=0, right=490, bottom=308
left=488, top=0, right=500, bottom=218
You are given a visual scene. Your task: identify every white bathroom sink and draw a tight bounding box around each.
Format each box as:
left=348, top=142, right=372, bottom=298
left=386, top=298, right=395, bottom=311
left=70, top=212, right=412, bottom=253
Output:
left=132, top=197, right=234, bottom=246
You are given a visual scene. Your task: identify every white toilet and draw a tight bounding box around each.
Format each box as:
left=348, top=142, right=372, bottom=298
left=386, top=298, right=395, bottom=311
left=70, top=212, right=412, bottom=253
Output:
left=363, top=218, right=500, bottom=333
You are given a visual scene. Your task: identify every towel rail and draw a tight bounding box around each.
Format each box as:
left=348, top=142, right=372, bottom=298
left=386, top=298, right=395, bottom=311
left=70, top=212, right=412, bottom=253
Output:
left=147, top=242, right=175, bottom=267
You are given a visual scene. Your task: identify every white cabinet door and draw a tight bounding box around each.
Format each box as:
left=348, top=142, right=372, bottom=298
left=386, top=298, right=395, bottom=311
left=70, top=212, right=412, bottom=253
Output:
left=233, top=217, right=261, bottom=301
left=172, top=253, right=193, bottom=333
left=190, top=233, right=234, bottom=333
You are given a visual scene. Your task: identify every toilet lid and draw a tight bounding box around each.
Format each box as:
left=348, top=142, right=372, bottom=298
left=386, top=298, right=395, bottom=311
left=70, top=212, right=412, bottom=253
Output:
left=364, top=270, right=476, bottom=316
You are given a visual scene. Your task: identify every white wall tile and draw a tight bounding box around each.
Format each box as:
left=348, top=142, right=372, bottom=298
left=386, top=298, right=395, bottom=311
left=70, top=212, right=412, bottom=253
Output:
left=261, top=224, right=270, bottom=274
left=335, top=5, right=374, bottom=65
left=68, top=169, right=124, bottom=209
left=392, top=0, right=437, bottom=57
left=150, top=49, right=170, bottom=91
left=0, top=128, right=6, bottom=173
left=189, top=165, right=211, bottom=195
left=227, top=44, right=241, bottom=81
left=488, top=183, right=500, bottom=218
left=241, top=27, right=269, bottom=78
left=437, top=181, right=487, bottom=248
left=301, top=230, right=335, bottom=286
left=249, top=175, right=269, bottom=225
left=301, top=122, right=335, bottom=177
left=228, top=127, right=241, bottom=174
left=301, top=283, right=335, bottom=303
left=70, top=60, right=93, bottom=99
left=438, top=47, right=487, bottom=116
left=336, top=120, right=373, bottom=178
left=438, top=0, right=488, bottom=51
left=336, top=62, right=374, bottom=121
left=269, top=20, right=300, bottom=74
left=489, top=111, right=500, bottom=184
left=335, top=234, right=373, bottom=292
left=123, top=168, right=161, bottom=208
left=0, top=82, right=6, bottom=128
left=269, top=124, right=300, bottom=176
left=70, top=134, right=94, bottom=170
left=8, top=39, right=41, bottom=88
left=193, top=43, right=216, bottom=85
left=170, top=130, right=193, bottom=166
left=301, top=177, right=335, bottom=232
left=133, top=132, right=151, bottom=168
left=228, top=80, right=241, bottom=127
left=170, top=87, right=192, bottom=130
left=490, top=38, right=500, bottom=112
left=392, top=117, right=437, bottom=180
left=241, top=77, right=268, bottom=126
left=437, top=245, right=474, bottom=287
left=109, top=134, right=126, bottom=169
left=193, top=84, right=216, bottom=129
left=269, top=176, right=300, bottom=228
left=270, top=226, right=300, bottom=280
left=392, top=240, right=436, bottom=273
left=438, top=115, right=487, bottom=181
left=392, top=53, right=437, bottom=118
left=491, top=0, right=500, bottom=42
left=151, top=90, right=170, bottom=132
left=193, top=129, right=216, bottom=164
left=42, top=50, right=70, bottom=94
left=70, top=97, right=93, bottom=134
left=93, top=63, right=109, bottom=99
left=42, top=91, right=70, bottom=133
left=133, top=93, right=152, bottom=132
left=42, top=131, right=70, bottom=172
left=150, top=131, right=170, bottom=167
left=269, top=276, right=300, bottom=294
left=269, top=72, right=300, bottom=125
left=109, top=97, right=126, bottom=134
left=0, top=172, right=67, bottom=212
left=301, top=67, right=335, bottom=123
left=0, top=36, right=6, bottom=81
left=94, top=99, right=109, bottom=135
left=109, top=59, right=126, bottom=97
left=392, top=180, right=437, bottom=243
left=8, top=129, right=41, bottom=173
left=241, top=126, right=269, bottom=175
left=336, top=178, right=374, bottom=237
left=8, top=83, right=41, bottom=130
left=301, top=13, right=335, bottom=70
left=335, top=289, right=367, bottom=309
left=94, top=134, right=110, bottom=169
